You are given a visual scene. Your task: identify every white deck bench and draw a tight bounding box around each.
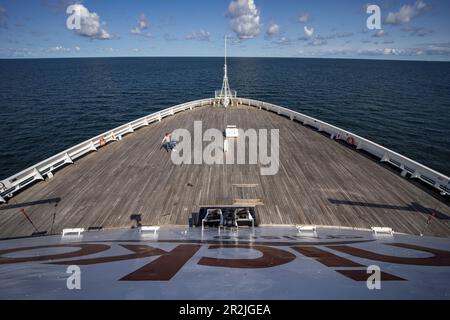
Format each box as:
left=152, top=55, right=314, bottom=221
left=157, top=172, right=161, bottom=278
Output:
left=62, top=228, right=85, bottom=236
left=371, top=227, right=394, bottom=235
left=296, top=225, right=317, bottom=232
left=139, top=226, right=160, bottom=233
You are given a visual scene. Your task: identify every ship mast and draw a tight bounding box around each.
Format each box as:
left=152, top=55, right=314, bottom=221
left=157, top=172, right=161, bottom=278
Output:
left=217, top=35, right=235, bottom=108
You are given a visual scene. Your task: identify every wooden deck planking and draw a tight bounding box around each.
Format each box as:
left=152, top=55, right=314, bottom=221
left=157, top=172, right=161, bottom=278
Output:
left=0, top=104, right=449, bottom=238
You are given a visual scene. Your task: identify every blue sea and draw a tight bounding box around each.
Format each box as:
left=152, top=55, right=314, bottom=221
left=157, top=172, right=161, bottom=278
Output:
left=0, top=57, right=449, bottom=179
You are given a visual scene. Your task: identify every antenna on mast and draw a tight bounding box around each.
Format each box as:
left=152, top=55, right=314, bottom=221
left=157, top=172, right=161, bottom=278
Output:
left=224, top=34, right=227, bottom=68
left=215, top=35, right=236, bottom=108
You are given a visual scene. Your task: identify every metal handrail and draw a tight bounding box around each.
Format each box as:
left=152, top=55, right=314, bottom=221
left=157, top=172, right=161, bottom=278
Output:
left=1, top=96, right=448, bottom=203
left=237, top=97, right=450, bottom=195
left=0, top=98, right=214, bottom=202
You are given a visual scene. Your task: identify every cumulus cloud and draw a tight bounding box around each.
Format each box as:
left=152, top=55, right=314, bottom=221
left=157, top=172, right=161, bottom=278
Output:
left=298, top=13, right=310, bottom=23
left=402, top=26, right=434, bottom=37
left=131, top=14, right=151, bottom=37
left=0, top=47, right=33, bottom=57
left=372, top=30, right=387, bottom=37
left=296, top=42, right=450, bottom=59
left=357, top=45, right=450, bottom=57
left=67, top=4, right=111, bottom=40
left=309, top=39, right=327, bottom=46
left=227, top=0, right=261, bottom=39
left=185, top=29, right=211, bottom=41
left=416, top=42, right=450, bottom=55
left=275, top=36, right=291, bottom=45
left=49, top=46, right=70, bottom=52
left=75, top=46, right=81, bottom=51
left=322, top=32, right=354, bottom=40
left=266, top=23, right=280, bottom=36
left=385, top=1, right=429, bottom=25
left=300, top=31, right=353, bottom=42
left=303, top=26, right=314, bottom=38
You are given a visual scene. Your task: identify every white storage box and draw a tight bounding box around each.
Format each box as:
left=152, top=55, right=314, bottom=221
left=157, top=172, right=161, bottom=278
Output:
left=225, top=125, right=239, bottom=138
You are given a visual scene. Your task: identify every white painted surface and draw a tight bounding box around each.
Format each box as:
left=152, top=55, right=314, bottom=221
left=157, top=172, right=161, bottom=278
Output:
left=0, top=226, right=449, bottom=300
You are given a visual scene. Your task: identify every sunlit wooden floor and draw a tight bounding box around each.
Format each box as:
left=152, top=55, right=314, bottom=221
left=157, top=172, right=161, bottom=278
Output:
left=1, top=104, right=449, bottom=238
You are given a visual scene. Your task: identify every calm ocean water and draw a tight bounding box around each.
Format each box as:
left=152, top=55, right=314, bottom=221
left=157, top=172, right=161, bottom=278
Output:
left=0, top=57, right=449, bottom=179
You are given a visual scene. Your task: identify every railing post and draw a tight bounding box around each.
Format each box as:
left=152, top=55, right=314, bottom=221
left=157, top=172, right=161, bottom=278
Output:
left=381, top=153, right=389, bottom=162
left=64, top=153, right=73, bottom=164
left=0, top=195, right=5, bottom=203
left=90, top=141, right=97, bottom=151
left=34, top=168, right=44, bottom=181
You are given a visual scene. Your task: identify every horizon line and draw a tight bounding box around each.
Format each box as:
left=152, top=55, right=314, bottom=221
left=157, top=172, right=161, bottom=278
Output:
left=1, top=56, right=450, bottom=63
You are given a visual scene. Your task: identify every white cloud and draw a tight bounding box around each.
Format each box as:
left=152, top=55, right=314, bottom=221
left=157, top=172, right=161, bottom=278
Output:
left=49, top=46, right=70, bottom=52
left=68, top=4, right=111, bottom=40
left=383, top=48, right=399, bottom=55
left=309, top=39, right=327, bottom=46
left=297, top=42, right=450, bottom=60
left=298, top=13, right=310, bottom=23
left=275, top=36, right=291, bottom=45
left=185, top=29, right=211, bottom=41
left=357, top=45, right=450, bottom=57
left=227, top=0, right=261, bottom=39
left=402, top=26, right=434, bottom=37
left=372, top=29, right=386, bottom=37
left=131, top=14, right=151, bottom=37
left=266, top=23, right=280, bottom=36
left=0, top=47, right=33, bottom=57
left=75, top=46, right=81, bottom=51
left=304, top=26, right=314, bottom=38
left=385, top=1, right=429, bottom=25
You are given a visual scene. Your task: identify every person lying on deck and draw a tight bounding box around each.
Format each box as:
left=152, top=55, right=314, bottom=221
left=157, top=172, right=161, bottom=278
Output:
left=161, top=132, right=177, bottom=152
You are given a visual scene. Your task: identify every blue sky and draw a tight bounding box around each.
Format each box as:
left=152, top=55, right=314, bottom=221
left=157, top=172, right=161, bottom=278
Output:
left=0, top=0, right=449, bottom=60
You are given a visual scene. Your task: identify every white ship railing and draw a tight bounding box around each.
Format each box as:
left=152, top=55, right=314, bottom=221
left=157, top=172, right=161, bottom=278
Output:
left=1, top=97, right=449, bottom=203
left=237, top=97, right=450, bottom=195
left=0, top=98, right=214, bottom=202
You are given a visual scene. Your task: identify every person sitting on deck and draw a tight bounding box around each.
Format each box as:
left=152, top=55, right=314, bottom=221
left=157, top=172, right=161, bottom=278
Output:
left=161, top=132, right=177, bottom=152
